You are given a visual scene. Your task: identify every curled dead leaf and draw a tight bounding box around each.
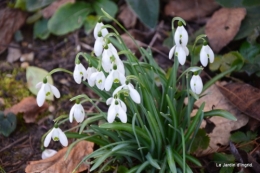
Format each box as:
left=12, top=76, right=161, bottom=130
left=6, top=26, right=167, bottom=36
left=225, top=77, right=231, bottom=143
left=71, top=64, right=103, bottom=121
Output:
left=164, top=0, right=219, bottom=21
left=42, top=0, right=75, bottom=18
left=0, top=8, right=27, bottom=54
left=218, top=82, right=260, bottom=121
left=25, top=141, right=94, bottom=173
left=4, top=97, right=48, bottom=123
left=192, top=83, right=248, bottom=156
left=205, top=8, right=246, bottom=52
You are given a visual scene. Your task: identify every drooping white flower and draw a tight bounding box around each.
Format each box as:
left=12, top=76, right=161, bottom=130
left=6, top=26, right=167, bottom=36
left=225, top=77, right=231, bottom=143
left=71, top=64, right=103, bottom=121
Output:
left=106, top=97, right=127, bottom=123
left=174, top=25, right=188, bottom=46
left=42, top=149, right=57, bottom=159
left=200, top=44, right=214, bottom=67
left=113, top=82, right=141, bottom=104
left=36, top=81, right=60, bottom=107
left=190, top=74, right=203, bottom=95
left=86, top=66, right=97, bottom=80
left=44, top=127, right=68, bottom=147
left=169, top=45, right=189, bottom=65
left=69, top=103, right=85, bottom=123
left=102, top=43, right=125, bottom=74
left=93, top=22, right=109, bottom=39
left=88, top=71, right=106, bottom=90
left=73, top=63, right=88, bottom=84
left=106, top=97, right=127, bottom=112
left=94, top=36, right=104, bottom=56
left=105, top=67, right=126, bottom=91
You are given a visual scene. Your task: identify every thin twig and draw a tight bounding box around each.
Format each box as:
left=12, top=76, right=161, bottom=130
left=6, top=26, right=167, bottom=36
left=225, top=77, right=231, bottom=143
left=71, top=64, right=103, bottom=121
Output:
left=0, top=136, right=28, bottom=153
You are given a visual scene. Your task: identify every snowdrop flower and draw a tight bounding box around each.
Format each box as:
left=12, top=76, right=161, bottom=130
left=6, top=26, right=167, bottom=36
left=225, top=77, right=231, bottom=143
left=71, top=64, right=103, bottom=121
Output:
left=200, top=42, right=214, bottom=67
left=174, top=22, right=188, bottom=46
left=106, top=97, right=127, bottom=123
left=88, top=71, right=106, bottom=90
left=190, top=74, right=203, bottom=95
left=105, top=65, right=126, bottom=91
left=44, top=127, right=68, bottom=147
left=73, top=63, right=88, bottom=84
left=69, top=103, right=85, bottom=123
left=169, top=45, right=189, bottom=65
left=102, top=43, right=125, bottom=74
left=169, top=21, right=189, bottom=65
left=113, top=82, right=141, bottom=104
left=94, top=22, right=109, bottom=39
left=94, top=36, right=104, bottom=56
left=36, top=79, right=60, bottom=107
left=42, top=149, right=57, bottom=159
left=86, top=66, right=97, bottom=80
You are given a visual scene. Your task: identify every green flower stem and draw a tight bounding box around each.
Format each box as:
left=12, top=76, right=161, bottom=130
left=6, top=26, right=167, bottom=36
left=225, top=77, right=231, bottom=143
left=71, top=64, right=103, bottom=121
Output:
left=132, top=114, right=145, bottom=161
left=171, top=17, right=187, bottom=30
left=75, top=52, right=89, bottom=64
left=177, top=66, right=203, bottom=82
left=47, top=68, right=73, bottom=77
left=102, top=24, right=120, bottom=36
left=53, top=114, right=68, bottom=123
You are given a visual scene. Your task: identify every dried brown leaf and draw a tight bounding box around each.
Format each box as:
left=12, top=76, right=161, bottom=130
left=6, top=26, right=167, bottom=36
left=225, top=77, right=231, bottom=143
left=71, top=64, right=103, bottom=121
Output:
left=25, top=141, right=94, bottom=173
left=118, top=4, right=137, bottom=29
left=0, top=9, right=27, bottom=54
left=218, top=83, right=260, bottom=121
left=193, top=83, right=248, bottom=156
left=205, top=8, right=246, bottom=52
left=42, top=0, right=75, bottom=18
left=4, top=97, right=48, bottom=123
left=164, top=0, right=219, bottom=21
left=121, top=32, right=144, bottom=53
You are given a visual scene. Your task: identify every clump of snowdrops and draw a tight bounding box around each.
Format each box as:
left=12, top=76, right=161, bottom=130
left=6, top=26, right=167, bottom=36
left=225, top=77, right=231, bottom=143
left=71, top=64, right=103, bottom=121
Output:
left=37, top=10, right=236, bottom=173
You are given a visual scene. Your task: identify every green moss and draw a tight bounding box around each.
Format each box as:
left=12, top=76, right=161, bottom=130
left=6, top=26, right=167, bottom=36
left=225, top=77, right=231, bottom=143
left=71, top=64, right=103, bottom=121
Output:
left=0, top=68, right=31, bottom=110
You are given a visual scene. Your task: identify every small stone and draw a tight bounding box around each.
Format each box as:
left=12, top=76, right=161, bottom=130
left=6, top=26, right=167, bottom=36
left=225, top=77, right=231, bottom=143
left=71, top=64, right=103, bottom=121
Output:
left=21, top=62, right=29, bottom=68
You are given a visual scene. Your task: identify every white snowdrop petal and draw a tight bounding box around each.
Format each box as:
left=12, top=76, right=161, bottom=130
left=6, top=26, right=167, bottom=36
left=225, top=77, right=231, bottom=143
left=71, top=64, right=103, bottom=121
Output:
left=195, top=76, right=203, bottom=94
left=119, top=100, right=127, bottom=112
left=94, top=22, right=102, bottom=39
left=57, top=128, right=68, bottom=147
left=106, top=97, right=113, bottom=105
left=37, top=85, right=46, bottom=107
left=116, top=59, right=125, bottom=75
left=107, top=105, right=116, bottom=123
left=184, top=46, right=189, bottom=56
left=181, top=26, right=188, bottom=46
left=105, top=71, right=114, bottom=91
left=69, top=104, right=76, bottom=123
left=42, top=149, right=57, bottom=159
left=44, top=129, right=54, bottom=147
left=96, top=72, right=105, bottom=90
left=208, top=46, right=215, bottom=63
left=101, top=28, right=109, bottom=37
left=119, top=73, right=126, bottom=85
left=73, top=65, right=82, bottom=84
left=200, top=46, right=208, bottom=67
left=113, top=85, right=124, bottom=96
left=174, top=27, right=181, bottom=45
left=190, top=76, right=196, bottom=94
left=169, top=46, right=175, bottom=59
left=89, top=72, right=99, bottom=87
left=129, top=87, right=141, bottom=104
left=74, top=104, right=85, bottom=123
left=50, top=85, right=60, bottom=98
left=94, top=37, right=103, bottom=56
left=177, top=46, right=186, bottom=65
left=117, top=107, right=127, bottom=123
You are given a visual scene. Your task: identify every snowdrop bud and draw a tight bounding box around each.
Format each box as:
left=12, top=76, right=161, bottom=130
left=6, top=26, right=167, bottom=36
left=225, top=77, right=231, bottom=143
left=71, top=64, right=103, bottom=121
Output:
left=94, top=37, right=104, bottom=56
left=69, top=103, right=85, bottom=123
left=42, top=149, right=57, bottom=159
left=200, top=42, right=214, bottom=67
left=190, top=74, right=203, bottom=95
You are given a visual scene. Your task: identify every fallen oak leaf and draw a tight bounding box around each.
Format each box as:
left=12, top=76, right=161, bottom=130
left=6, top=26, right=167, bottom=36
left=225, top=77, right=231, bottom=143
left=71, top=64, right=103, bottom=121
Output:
left=42, top=0, right=75, bottom=18
left=4, top=97, right=48, bottom=123
left=218, top=82, right=260, bottom=121
left=25, top=140, right=94, bottom=173
left=0, top=8, right=27, bottom=54
left=205, top=8, right=246, bottom=52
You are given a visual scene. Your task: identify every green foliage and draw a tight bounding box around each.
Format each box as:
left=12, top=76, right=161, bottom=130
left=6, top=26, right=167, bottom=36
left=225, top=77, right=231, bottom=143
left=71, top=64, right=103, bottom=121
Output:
left=33, top=18, right=50, bottom=40
left=125, top=0, right=159, bottom=28
left=239, top=41, right=260, bottom=76
left=48, top=2, right=92, bottom=35
left=209, top=51, right=244, bottom=73
left=230, top=131, right=257, bottom=152
left=93, top=0, right=118, bottom=21
left=26, top=66, right=54, bottom=100
left=190, top=129, right=210, bottom=153
left=26, top=0, right=55, bottom=11
left=213, top=153, right=235, bottom=173
left=84, top=15, right=99, bottom=34
left=0, top=111, right=17, bottom=137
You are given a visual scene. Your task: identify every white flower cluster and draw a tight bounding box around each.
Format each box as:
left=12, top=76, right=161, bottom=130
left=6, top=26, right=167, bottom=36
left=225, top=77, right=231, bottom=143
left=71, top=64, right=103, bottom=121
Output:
left=36, top=21, right=141, bottom=148
left=168, top=21, right=214, bottom=95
